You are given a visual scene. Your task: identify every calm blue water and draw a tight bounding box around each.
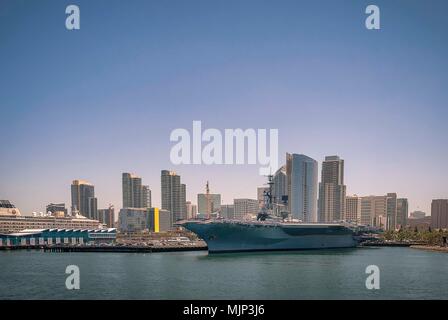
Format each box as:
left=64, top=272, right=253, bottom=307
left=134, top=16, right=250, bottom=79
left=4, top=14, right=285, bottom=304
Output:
left=0, top=247, right=447, bottom=299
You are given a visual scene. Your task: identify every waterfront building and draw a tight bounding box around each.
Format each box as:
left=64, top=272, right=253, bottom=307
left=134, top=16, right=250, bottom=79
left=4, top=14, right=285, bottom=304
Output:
left=122, top=173, right=152, bottom=208
left=286, top=153, right=318, bottom=222
left=431, top=199, right=448, bottom=230
left=409, top=211, right=426, bottom=219
left=148, top=208, right=172, bottom=233
left=272, top=166, right=287, bottom=205
left=220, top=204, right=235, bottom=219
left=0, top=228, right=116, bottom=247
left=118, top=208, right=148, bottom=233
left=98, top=205, right=115, bottom=228
left=118, top=207, right=172, bottom=233
left=71, top=180, right=96, bottom=218
left=345, top=195, right=361, bottom=224
left=0, top=200, right=21, bottom=216
left=161, top=170, right=187, bottom=221
left=396, top=198, right=409, bottom=229
left=318, top=156, right=346, bottom=223
left=233, top=199, right=259, bottom=220
left=46, top=203, right=67, bottom=216
left=198, top=193, right=221, bottom=215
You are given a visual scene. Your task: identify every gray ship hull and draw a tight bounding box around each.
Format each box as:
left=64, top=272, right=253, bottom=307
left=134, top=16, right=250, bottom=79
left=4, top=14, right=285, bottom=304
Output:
left=181, top=220, right=358, bottom=253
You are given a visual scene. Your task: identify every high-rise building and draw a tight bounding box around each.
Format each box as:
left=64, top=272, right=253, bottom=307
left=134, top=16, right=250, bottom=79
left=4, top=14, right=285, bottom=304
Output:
left=345, top=195, right=361, bottom=224
left=71, top=180, right=95, bottom=218
left=122, top=173, right=142, bottom=208
left=198, top=193, right=221, bottom=214
left=161, top=170, right=186, bottom=221
left=431, top=199, right=448, bottom=230
left=233, top=199, right=259, bottom=220
left=318, top=156, right=346, bottom=223
left=286, top=153, right=318, bottom=222
left=272, top=166, right=287, bottom=205
left=123, top=173, right=152, bottom=209
left=220, top=204, right=235, bottom=219
left=46, top=203, right=68, bottom=216
left=361, top=194, right=404, bottom=230
left=98, top=205, right=115, bottom=228
left=186, top=201, right=197, bottom=219
left=180, top=184, right=187, bottom=219
left=396, top=198, right=409, bottom=229
left=386, top=193, right=397, bottom=231
left=361, top=196, right=387, bottom=227
left=88, top=197, right=98, bottom=220
left=142, top=185, right=152, bottom=208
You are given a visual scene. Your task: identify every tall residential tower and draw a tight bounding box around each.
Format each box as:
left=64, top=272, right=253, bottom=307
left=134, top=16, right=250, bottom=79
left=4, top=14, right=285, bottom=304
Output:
left=161, top=170, right=187, bottom=221
left=71, top=180, right=96, bottom=219
left=318, top=156, right=346, bottom=223
left=286, top=153, right=318, bottom=222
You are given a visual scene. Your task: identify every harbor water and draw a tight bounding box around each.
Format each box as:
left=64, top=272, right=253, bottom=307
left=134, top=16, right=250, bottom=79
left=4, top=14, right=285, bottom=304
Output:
left=0, top=247, right=447, bottom=299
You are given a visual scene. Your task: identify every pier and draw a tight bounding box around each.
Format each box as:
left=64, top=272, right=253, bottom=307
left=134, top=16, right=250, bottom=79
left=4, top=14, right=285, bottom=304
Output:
left=0, top=244, right=207, bottom=253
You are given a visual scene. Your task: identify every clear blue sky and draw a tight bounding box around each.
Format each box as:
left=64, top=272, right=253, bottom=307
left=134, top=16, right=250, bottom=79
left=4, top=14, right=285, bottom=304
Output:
left=1, top=0, right=447, bottom=215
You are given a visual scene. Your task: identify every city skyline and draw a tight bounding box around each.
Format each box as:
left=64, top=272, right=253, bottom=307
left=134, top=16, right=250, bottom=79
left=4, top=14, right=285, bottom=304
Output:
left=1, top=154, right=437, bottom=219
left=1, top=0, right=447, bottom=216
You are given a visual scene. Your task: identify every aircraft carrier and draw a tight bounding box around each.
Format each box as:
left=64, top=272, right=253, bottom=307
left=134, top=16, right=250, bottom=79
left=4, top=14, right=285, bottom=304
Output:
left=180, top=177, right=358, bottom=253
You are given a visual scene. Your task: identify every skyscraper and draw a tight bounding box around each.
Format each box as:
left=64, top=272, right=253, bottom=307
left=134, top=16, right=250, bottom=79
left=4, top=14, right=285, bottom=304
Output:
left=318, top=156, right=346, bottom=223
left=161, top=170, right=186, bottom=221
left=286, top=153, right=318, bottom=222
left=345, top=195, right=361, bottom=223
left=98, top=205, right=115, bottom=228
left=272, top=166, right=287, bottom=205
left=180, top=183, right=187, bottom=220
left=386, top=193, right=397, bottom=231
left=396, top=198, right=409, bottom=229
left=361, top=195, right=387, bottom=227
left=71, top=180, right=95, bottom=218
left=142, top=185, right=152, bottom=208
left=88, top=197, right=98, bottom=220
left=431, top=199, right=448, bottom=230
left=122, top=173, right=143, bottom=208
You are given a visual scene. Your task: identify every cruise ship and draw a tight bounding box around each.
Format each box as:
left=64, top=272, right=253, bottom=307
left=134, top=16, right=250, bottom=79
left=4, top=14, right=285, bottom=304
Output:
left=179, top=176, right=358, bottom=253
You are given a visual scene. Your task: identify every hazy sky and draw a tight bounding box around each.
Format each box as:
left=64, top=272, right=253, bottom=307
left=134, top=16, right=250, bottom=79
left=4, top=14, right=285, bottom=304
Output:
left=1, top=0, right=447, bottom=216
